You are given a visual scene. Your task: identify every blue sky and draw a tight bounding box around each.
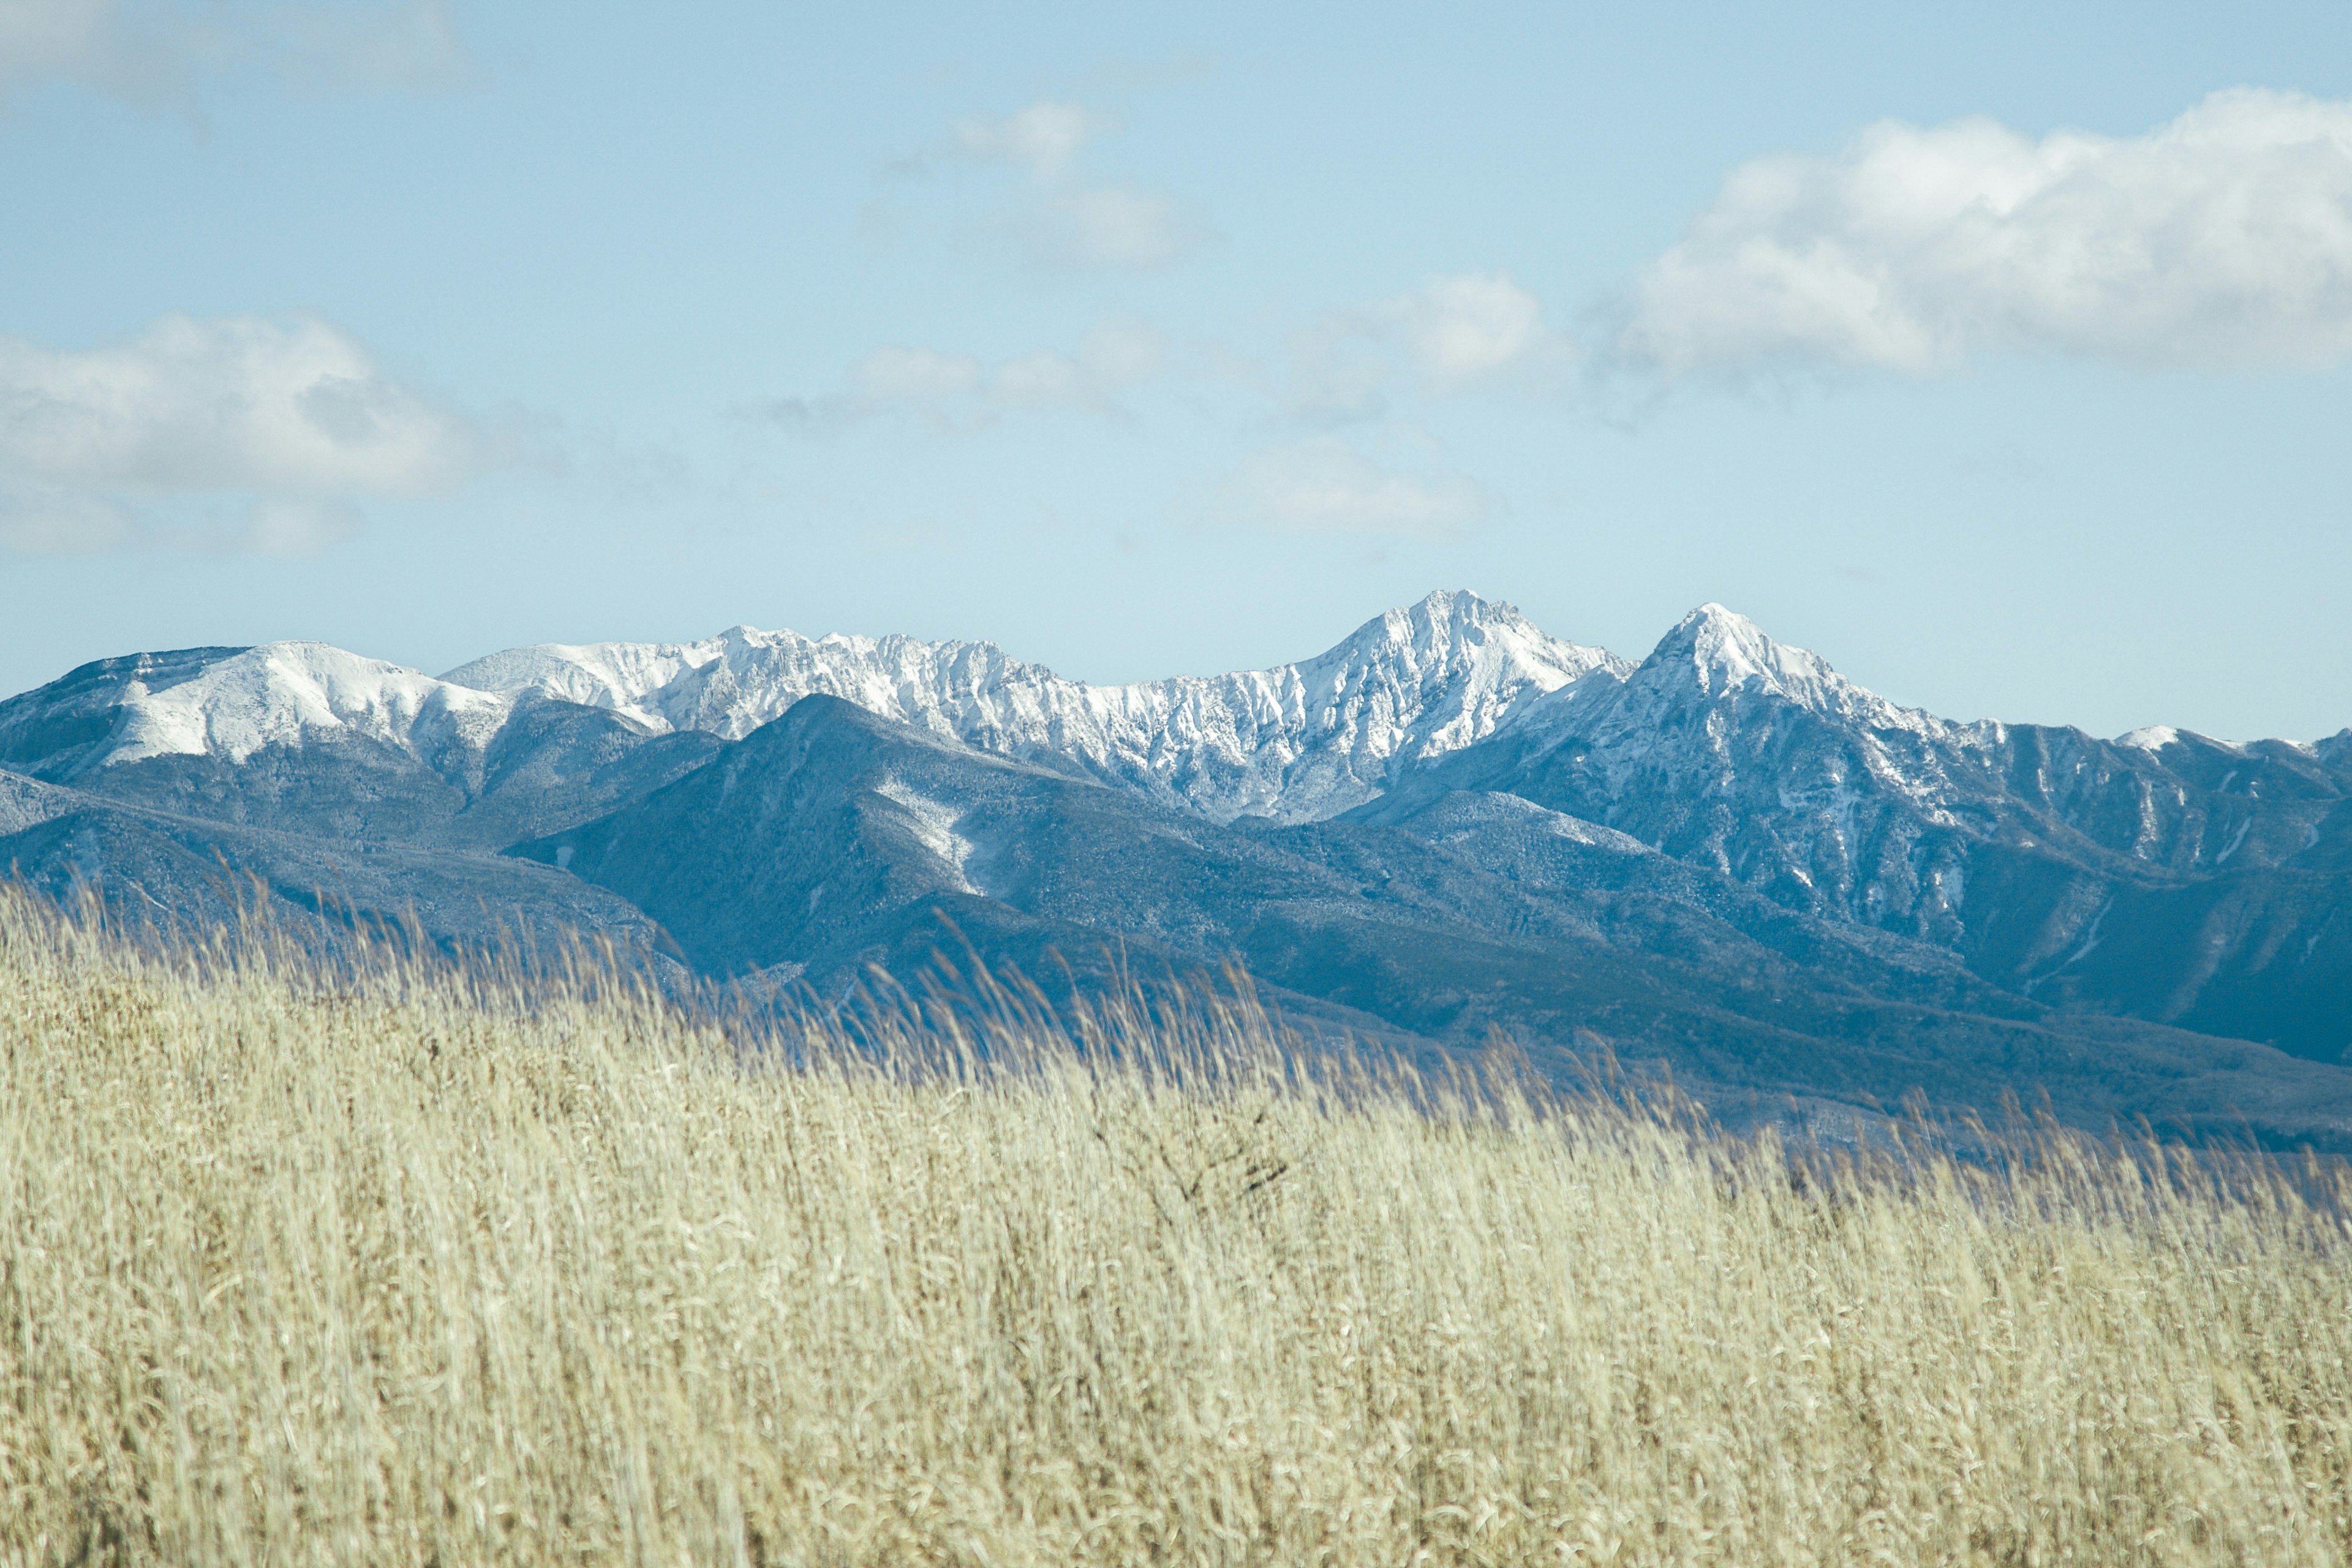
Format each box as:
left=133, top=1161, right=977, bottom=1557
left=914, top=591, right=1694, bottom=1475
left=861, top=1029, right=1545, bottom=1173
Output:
left=4, top=1, right=2351, bottom=740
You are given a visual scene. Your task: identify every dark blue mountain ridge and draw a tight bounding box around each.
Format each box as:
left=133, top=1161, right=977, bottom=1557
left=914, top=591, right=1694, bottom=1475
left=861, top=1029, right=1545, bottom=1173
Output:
left=2, top=593, right=2349, bottom=1145
left=497, top=693, right=2352, bottom=1146
left=1357, top=605, right=2352, bottom=1058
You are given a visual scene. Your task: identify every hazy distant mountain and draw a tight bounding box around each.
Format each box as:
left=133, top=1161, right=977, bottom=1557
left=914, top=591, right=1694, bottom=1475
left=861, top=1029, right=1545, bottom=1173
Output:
left=6, top=590, right=2351, bottom=1145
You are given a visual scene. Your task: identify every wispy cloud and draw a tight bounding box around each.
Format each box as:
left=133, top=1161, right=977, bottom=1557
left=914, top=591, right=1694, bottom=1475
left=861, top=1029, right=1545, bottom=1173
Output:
left=1289, top=272, right=1574, bottom=420
left=1621, top=88, right=2352, bottom=377
left=0, top=0, right=470, bottom=115
left=1399, top=274, right=1560, bottom=388
left=1208, top=437, right=1491, bottom=539
left=988, top=318, right=1165, bottom=411
left=944, top=99, right=1206, bottom=271
left=854, top=345, right=984, bottom=406
left=952, top=100, right=1100, bottom=179
left=0, top=314, right=486, bottom=555
left=763, top=318, right=1168, bottom=432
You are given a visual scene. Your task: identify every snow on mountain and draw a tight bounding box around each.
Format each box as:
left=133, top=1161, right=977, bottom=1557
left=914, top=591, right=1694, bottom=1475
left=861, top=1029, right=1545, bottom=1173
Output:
left=1443, top=604, right=2352, bottom=960
left=1515, top=603, right=1998, bottom=808
left=445, top=627, right=1051, bottom=743
left=13, top=595, right=2352, bottom=1065
left=1651, top=603, right=1961, bottom=734
left=108, top=643, right=513, bottom=766
left=447, top=590, right=1628, bottom=823
left=0, top=770, right=76, bottom=836
left=2113, top=724, right=2260, bottom=756
left=0, top=642, right=516, bottom=780
left=1458, top=604, right=2020, bottom=937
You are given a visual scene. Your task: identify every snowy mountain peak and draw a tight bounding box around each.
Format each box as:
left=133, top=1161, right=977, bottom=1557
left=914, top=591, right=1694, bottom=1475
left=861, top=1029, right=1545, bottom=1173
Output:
left=442, top=625, right=1056, bottom=742
left=1640, top=603, right=1942, bottom=735
left=1317, top=590, right=1613, bottom=689
left=0, top=594, right=1623, bottom=824
left=1651, top=603, right=1822, bottom=697
left=1355, top=587, right=1500, bottom=647
left=109, top=642, right=513, bottom=767
left=0, top=641, right=514, bottom=776
left=442, top=592, right=1624, bottom=823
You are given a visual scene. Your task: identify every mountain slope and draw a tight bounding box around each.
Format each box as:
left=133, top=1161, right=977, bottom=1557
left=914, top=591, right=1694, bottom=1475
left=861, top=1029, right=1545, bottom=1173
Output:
left=0, top=644, right=724, bottom=849
left=1363, top=605, right=2352, bottom=1058
left=9, top=590, right=2352, bottom=1088
left=453, top=590, right=1626, bottom=824
left=0, top=642, right=513, bottom=778
left=507, top=695, right=2352, bottom=1150
left=0, top=766, right=667, bottom=960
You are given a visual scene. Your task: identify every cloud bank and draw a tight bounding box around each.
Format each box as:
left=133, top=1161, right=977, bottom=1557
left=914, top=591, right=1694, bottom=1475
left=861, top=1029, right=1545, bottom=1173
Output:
left=0, top=314, right=484, bottom=554
left=1624, top=88, right=2352, bottom=376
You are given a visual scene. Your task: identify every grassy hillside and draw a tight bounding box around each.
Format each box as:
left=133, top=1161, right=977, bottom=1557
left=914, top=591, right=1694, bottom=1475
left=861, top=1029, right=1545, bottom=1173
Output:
left=2, top=892, right=2349, bottom=1566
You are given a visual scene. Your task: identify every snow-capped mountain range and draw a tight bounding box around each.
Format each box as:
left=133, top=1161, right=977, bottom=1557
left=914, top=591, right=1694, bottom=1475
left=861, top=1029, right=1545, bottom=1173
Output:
left=50, top=643, right=512, bottom=772
left=17, top=591, right=1624, bottom=824
left=6, top=589, right=2352, bottom=1145
left=9, top=590, right=2344, bottom=905
left=445, top=589, right=1626, bottom=823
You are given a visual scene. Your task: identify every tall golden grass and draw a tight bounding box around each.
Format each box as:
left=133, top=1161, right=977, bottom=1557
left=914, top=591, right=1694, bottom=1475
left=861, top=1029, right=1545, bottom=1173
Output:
left=2, top=889, right=2349, bottom=1566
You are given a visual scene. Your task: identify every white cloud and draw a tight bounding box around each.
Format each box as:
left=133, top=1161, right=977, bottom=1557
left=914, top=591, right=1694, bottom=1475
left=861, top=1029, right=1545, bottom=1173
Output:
left=953, top=100, right=1101, bottom=179
left=1289, top=271, right=1570, bottom=418
left=989, top=319, right=1165, bottom=411
left=1211, top=438, right=1491, bottom=539
left=274, top=0, right=466, bottom=94
left=0, top=0, right=467, bottom=111
left=1624, top=88, right=2352, bottom=376
left=1398, top=273, right=1553, bottom=386
left=821, top=319, right=1167, bottom=429
left=948, top=98, right=1204, bottom=271
left=0, top=314, right=484, bottom=553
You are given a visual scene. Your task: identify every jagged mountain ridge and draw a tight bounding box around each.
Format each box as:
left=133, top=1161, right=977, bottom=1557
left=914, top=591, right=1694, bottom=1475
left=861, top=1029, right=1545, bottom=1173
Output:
left=5, top=590, right=2351, bottom=1069
left=0, top=592, right=1621, bottom=830
left=445, top=589, right=1625, bottom=823
left=1357, top=604, right=2352, bottom=1055
left=0, top=642, right=725, bottom=850
left=503, top=695, right=2352, bottom=1148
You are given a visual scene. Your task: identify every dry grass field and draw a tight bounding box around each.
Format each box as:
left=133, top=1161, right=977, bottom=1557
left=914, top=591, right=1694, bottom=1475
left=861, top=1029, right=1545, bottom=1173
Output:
left=2, top=890, right=2350, bottom=1566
